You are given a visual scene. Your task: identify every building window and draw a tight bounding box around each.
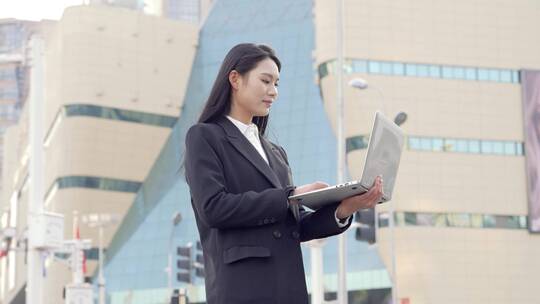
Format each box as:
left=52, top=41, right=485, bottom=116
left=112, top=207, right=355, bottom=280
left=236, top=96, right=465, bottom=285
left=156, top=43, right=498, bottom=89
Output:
left=352, top=59, right=368, bottom=73
left=500, top=70, right=512, bottom=83
left=43, top=104, right=178, bottom=146
left=368, top=61, right=381, bottom=74
left=447, top=213, right=471, bottom=228
left=345, top=135, right=525, bottom=156
left=469, top=140, right=481, bottom=153
left=44, top=176, right=143, bottom=205
left=432, top=138, right=444, bottom=152
left=318, top=59, right=520, bottom=84
left=380, top=61, right=393, bottom=75
left=318, top=63, right=329, bottom=78
left=64, top=104, right=178, bottom=128
left=379, top=212, right=528, bottom=230
left=393, top=62, right=405, bottom=75
left=405, top=63, right=418, bottom=77
left=428, top=65, right=441, bottom=78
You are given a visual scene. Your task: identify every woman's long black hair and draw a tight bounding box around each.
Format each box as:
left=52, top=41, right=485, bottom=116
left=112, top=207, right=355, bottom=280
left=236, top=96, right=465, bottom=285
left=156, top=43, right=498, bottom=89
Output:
left=197, top=43, right=281, bottom=136
left=179, top=43, right=281, bottom=175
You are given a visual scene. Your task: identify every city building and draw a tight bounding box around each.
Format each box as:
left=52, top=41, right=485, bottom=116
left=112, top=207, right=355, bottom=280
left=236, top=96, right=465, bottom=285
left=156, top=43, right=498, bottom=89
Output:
left=0, top=5, right=197, bottom=304
left=313, top=0, right=540, bottom=303
left=2, top=0, right=540, bottom=304
left=104, top=0, right=391, bottom=303
left=142, top=0, right=214, bottom=24
left=0, top=19, right=39, bottom=195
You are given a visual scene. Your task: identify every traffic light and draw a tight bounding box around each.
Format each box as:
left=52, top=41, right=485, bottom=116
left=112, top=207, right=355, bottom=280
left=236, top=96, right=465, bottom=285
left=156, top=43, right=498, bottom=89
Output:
left=176, top=243, right=192, bottom=283
left=354, top=207, right=376, bottom=244
left=193, top=241, right=204, bottom=278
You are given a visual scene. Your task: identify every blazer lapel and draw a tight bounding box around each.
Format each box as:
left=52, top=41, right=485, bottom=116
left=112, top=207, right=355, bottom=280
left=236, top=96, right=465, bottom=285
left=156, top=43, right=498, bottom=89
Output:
left=216, top=117, right=282, bottom=189
left=260, top=137, right=290, bottom=188
left=260, top=136, right=300, bottom=221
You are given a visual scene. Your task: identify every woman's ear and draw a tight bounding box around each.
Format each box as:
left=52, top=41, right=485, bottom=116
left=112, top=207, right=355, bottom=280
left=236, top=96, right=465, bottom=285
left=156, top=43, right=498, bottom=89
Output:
left=229, top=70, right=240, bottom=90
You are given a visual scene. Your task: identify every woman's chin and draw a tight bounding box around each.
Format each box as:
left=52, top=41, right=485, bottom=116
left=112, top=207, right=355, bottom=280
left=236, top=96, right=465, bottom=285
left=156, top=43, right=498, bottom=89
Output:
left=255, top=109, right=270, bottom=116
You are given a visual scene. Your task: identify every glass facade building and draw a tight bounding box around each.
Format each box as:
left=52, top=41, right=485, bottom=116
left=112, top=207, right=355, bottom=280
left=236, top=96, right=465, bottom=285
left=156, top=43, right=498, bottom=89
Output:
left=165, top=0, right=201, bottom=23
left=0, top=20, right=33, bottom=124
left=0, top=19, right=35, bottom=201
left=103, top=0, right=390, bottom=303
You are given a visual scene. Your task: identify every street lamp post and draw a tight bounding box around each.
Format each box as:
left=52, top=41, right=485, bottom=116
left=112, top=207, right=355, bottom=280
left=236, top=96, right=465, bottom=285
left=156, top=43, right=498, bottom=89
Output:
left=336, top=0, right=348, bottom=303
left=348, top=77, right=408, bottom=304
left=81, top=213, right=121, bottom=304
left=27, top=34, right=45, bottom=304
left=308, top=239, right=326, bottom=304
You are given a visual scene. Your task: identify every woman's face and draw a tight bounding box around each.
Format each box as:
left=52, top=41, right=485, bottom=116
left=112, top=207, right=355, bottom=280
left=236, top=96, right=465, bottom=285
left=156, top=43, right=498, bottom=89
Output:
left=230, top=58, right=279, bottom=118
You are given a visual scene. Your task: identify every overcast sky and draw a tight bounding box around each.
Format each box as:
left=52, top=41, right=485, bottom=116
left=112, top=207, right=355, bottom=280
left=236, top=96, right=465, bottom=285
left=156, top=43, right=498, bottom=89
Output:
left=0, top=0, right=85, bottom=21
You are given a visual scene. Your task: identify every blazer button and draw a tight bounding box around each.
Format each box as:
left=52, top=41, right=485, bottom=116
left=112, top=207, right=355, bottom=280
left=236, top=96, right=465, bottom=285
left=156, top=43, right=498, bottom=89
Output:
left=263, top=219, right=270, bottom=224
left=273, top=230, right=282, bottom=239
left=291, top=231, right=300, bottom=239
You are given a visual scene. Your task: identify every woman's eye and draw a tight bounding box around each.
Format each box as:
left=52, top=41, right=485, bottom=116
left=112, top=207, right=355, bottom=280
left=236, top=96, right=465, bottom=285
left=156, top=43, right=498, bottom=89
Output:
left=262, top=79, right=270, bottom=84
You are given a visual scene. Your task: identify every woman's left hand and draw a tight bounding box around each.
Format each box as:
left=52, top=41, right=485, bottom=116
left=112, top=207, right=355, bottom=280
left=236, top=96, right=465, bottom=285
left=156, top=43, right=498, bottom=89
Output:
left=335, top=176, right=384, bottom=220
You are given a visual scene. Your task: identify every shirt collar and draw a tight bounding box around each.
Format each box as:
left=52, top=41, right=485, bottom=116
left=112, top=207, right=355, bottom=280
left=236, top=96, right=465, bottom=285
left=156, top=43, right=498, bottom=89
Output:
left=226, top=115, right=259, bottom=138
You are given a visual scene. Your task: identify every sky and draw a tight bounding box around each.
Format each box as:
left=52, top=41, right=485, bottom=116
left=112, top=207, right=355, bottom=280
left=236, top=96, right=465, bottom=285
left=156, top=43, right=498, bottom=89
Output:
left=0, top=0, right=85, bottom=21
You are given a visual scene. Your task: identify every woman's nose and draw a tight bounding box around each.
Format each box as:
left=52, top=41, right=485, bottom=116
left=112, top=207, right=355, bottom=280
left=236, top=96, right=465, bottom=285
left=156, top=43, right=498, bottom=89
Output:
left=268, top=86, right=278, bottom=97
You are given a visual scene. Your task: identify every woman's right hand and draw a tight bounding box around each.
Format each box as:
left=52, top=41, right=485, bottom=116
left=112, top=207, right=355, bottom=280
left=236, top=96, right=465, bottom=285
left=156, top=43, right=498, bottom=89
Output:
left=335, top=176, right=383, bottom=219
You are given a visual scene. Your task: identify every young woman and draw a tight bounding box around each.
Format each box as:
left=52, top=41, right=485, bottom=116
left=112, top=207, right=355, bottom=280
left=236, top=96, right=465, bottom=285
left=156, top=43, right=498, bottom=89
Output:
left=184, top=43, right=383, bottom=304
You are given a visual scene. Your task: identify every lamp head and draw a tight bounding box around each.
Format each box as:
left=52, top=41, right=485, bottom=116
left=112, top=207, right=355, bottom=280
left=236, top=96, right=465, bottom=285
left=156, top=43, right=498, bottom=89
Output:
left=348, top=78, right=368, bottom=89
left=393, top=112, right=408, bottom=126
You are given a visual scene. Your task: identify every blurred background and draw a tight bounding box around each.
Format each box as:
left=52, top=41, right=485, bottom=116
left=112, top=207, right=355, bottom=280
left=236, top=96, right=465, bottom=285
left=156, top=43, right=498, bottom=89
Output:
left=0, top=0, right=539, bottom=303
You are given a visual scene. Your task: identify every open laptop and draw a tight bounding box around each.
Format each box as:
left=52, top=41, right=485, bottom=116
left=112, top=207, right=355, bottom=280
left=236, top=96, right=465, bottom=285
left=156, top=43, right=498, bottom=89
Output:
left=288, top=111, right=405, bottom=210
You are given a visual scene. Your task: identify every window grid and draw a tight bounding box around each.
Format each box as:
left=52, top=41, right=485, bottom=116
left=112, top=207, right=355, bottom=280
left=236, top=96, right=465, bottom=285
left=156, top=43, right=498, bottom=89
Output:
left=407, top=136, right=523, bottom=156
left=379, top=212, right=528, bottom=230
left=44, top=176, right=143, bottom=204
left=320, top=59, right=520, bottom=83
left=65, top=104, right=178, bottom=128
left=346, top=135, right=524, bottom=156
left=346, top=134, right=523, bottom=156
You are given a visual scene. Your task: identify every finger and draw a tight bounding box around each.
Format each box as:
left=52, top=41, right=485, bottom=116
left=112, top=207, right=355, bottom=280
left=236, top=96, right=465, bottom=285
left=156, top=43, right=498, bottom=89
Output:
left=372, top=182, right=384, bottom=200
left=362, top=188, right=380, bottom=204
left=314, top=181, right=329, bottom=190
left=363, top=185, right=378, bottom=199
left=372, top=177, right=382, bottom=190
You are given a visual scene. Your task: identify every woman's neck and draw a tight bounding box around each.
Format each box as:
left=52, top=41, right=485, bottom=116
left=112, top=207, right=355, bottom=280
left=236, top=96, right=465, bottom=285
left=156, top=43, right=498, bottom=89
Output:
left=228, top=103, right=253, bottom=125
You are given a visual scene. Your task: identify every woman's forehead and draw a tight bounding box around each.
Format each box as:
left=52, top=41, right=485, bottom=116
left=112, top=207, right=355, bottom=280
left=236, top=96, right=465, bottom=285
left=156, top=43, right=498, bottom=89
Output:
left=254, top=59, right=279, bottom=79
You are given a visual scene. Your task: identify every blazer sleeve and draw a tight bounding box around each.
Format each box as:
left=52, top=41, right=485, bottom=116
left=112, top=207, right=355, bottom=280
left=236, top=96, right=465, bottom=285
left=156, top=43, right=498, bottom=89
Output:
left=276, top=146, right=351, bottom=242
left=184, top=124, right=290, bottom=229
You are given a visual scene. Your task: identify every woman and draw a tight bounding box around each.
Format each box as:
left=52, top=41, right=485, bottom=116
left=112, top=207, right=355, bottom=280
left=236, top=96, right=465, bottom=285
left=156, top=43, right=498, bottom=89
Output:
left=184, top=43, right=383, bottom=304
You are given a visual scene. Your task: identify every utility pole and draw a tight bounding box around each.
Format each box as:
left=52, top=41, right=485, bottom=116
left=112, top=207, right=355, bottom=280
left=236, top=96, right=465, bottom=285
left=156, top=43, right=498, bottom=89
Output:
left=336, top=0, right=348, bottom=303
left=27, top=34, right=45, bottom=304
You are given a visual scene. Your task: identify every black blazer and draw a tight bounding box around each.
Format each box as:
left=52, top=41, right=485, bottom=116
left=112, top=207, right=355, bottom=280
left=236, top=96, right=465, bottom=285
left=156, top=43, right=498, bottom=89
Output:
left=184, top=116, right=351, bottom=304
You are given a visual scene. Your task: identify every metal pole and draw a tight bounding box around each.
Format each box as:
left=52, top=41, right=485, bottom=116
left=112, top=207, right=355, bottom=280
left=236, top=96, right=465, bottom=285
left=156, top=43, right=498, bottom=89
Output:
left=168, top=225, right=174, bottom=297
left=336, top=0, right=347, bottom=303
left=99, top=225, right=105, bottom=304
left=389, top=203, right=397, bottom=304
left=27, top=35, right=45, bottom=304
left=309, top=240, right=325, bottom=303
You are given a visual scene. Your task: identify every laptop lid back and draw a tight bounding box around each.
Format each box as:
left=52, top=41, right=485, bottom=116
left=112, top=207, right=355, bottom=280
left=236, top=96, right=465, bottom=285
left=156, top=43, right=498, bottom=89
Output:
left=360, top=111, right=405, bottom=200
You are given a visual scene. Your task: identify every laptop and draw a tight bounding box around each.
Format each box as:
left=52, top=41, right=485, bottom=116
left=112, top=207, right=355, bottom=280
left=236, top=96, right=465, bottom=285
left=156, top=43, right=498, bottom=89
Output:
left=288, top=111, right=405, bottom=210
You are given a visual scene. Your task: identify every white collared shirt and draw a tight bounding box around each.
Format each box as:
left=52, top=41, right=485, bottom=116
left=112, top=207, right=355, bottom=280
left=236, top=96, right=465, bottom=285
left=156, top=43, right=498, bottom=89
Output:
left=226, top=115, right=350, bottom=228
left=226, top=115, right=269, bottom=165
